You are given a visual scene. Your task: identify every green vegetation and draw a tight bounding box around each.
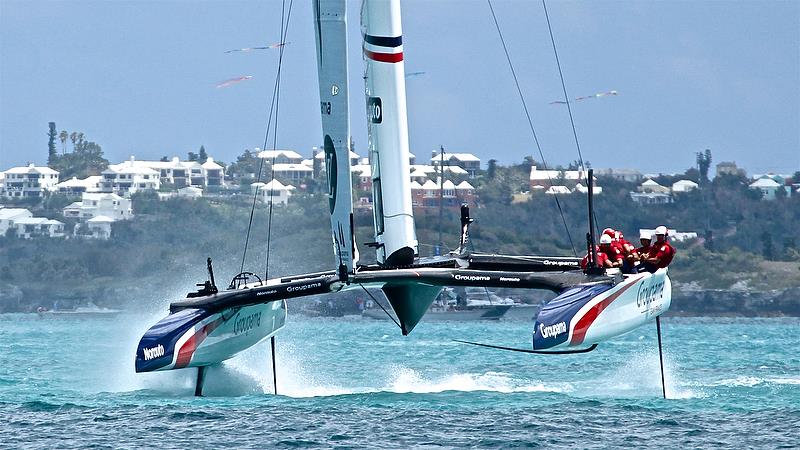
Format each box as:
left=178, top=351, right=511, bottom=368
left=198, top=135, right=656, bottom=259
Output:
left=47, top=128, right=109, bottom=179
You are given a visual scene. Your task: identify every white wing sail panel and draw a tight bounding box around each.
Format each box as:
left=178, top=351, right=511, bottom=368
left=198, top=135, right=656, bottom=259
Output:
left=361, top=0, right=418, bottom=267
left=314, top=0, right=358, bottom=276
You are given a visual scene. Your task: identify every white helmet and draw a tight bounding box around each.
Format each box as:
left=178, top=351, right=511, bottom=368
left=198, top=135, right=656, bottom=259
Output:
left=600, top=234, right=613, bottom=244
left=639, top=230, right=652, bottom=240
left=655, top=225, right=668, bottom=235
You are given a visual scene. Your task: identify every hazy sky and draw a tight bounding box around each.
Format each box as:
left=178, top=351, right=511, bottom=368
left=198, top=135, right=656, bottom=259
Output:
left=1, top=0, right=798, bottom=174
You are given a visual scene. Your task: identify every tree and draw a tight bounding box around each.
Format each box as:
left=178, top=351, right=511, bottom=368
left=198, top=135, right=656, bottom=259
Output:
left=48, top=122, right=58, bottom=166
left=59, top=130, right=68, bottom=154
left=761, top=231, right=774, bottom=260
left=487, top=159, right=497, bottom=179
left=160, top=156, right=169, bottom=162
left=697, top=148, right=712, bottom=186
left=50, top=131, right=109, bottom=179
left=187, top=151, right=198, bottom=162
left=198, top=145, right=208, bottom=163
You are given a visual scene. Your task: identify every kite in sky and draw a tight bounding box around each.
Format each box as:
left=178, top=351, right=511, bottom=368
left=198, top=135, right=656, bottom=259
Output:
left=216, top=76, right=253, bottom=88
left=224, top=42, right=289, bottom=53
left=550, top=90, right=618, bottom=105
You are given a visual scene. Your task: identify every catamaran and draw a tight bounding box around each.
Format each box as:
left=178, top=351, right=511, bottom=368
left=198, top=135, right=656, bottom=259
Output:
left=135, top=0, right=671, bottom=396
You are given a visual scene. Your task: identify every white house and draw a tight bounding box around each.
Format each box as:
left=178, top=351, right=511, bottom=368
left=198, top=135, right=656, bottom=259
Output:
left=529, top=166, right=594, bottom=189
left=101, top=160, right=160, bottom=196
left=593, top=168, right=643, bottom=182
left=271, top=163, right=313, bottom=182
left=314, top=149, right=361, bottom=167
left=63, top=192, right=133, bottom=221
left=0, top=208, right=33, bottom=236
left=630, top=192, right=673, bottom=205
left=545, top=186, right=571, bottom=195
left=1, top=164, right=59, bottom=198
left=13, top=217, right=65, bottom=239
left=258, top=149, right=304, bottom=164
left=749, top=177, right=785, bottom=200
left=251, top=179, right=295, bottom=206
left=430, top=151, right=481, bottom=177
left=53, top=176, right=103, bottom=196
left=103, top=156, right=225, bottom=192
left=177, top=186, right=203, bottom=198
left=638, top=179, right=670, bottom=194
left=672, top=179, right=699, bottom=193
left=573, top=183, right=603, bottom=195
left=86, top=216, right=114, bottom=239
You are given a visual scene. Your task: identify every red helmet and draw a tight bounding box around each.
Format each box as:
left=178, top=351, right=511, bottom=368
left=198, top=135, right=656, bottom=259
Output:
left=602, top=228, right=616, bottom=238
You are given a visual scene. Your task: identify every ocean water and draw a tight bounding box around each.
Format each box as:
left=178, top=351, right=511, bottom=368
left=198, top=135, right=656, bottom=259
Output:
left=0, top=312, right=798, bottom=448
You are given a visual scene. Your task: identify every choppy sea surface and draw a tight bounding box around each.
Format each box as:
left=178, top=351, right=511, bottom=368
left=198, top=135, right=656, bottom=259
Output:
left=1, top=311, right=798, bottom=448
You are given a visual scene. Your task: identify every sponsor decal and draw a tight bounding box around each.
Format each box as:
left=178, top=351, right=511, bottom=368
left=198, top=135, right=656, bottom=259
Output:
left=142, top=344, right=165, bottom=361
left=368, top=97, right=382, bottom=123
left=256, top=290, right=278, bottom=296
left=287, top=282, right=322, bottom=292
left=233, top=311, right=262, bottom=335
left=539, top=321, right=567, bottom=339
left=453, top=274, right=490, bottom=282
left=636, top=279, right=665, bottom=309
left=543, top=259, right=579, bottom=266
left=499, top=277, right=520, bottom=282
left=331, top=84, right=339, bottom=96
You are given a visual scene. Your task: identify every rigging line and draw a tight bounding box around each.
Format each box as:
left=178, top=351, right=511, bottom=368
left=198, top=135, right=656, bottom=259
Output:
left=542, top=0, right=602, bottom=238
left=239, top=0, right=291, bottom=274
left=264, top=0, right=294, bottom=281
left=486, top=0, right=577, bottom=257
left=359, top=284, right=402, bottom=330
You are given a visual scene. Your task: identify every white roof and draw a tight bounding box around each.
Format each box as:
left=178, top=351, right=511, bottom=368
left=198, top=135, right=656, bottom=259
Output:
left=351, top=165, right=372, bottom=177
left=0, top=208, right=32, bottom=220
left=531, top=185, right=546, bottom=190
left=264, top=179, right=295, bottom=190
left=545, top=186, right=571, bottom=195
left=420, top=180, right=439, bottom=189
left=750, top=178, right=780, bottom=188
left=641, top=179, right=664, bottom=187
left=179, top=186, right=203, bottom=192
left=272, top=163, right=312, bottom=172
left=409, top=181, right=423, bottom=189
left=88, top=215, right=115, bottom=223
left=300, top=159, right=314, bottom=167
left=574, top=183, right=603, bottom=194
left=409, top=168, right=428, bottom=178
left=529, top=166, right=591, bottom=181
left=201, top=157, right=223, bottom=169
left=673, top=179, right=698, bottom=187
left=432, top=152, right=480, bottom=162
left=15, top=217, right=48, bottom=225
left=3, top=164, right=59, bottom=175
left=82, top=192, right=124, bottom=202
left=456, top=181, right=475, bottom=190
left=105, top=161, right=159, bottom=175
left=42, top=219, right=64, bottom=225
left=55, top=176, right=102, bottom=189
left=442, top=180, right=456, bottom=190
left=258, top=149, right=303, bottom=160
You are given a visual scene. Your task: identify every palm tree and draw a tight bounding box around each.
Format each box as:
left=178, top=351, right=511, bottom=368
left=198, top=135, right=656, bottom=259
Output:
left=59, top=130, right=68, bottom=154
left=69, top=132, right=78, bottom=151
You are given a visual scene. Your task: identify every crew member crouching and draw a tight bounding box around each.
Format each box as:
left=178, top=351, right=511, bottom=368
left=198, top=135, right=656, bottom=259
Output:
left=641, top=225, right=675, bottom=273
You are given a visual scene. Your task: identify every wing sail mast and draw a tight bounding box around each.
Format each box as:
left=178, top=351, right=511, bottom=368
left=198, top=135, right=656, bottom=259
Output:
left=361, top=0, right=418, bottom=267
left=314, top=0, right=358, bottom=278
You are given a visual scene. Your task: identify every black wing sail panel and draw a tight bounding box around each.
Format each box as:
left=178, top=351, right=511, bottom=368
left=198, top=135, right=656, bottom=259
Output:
left=314, top=0, right=358, bottom=276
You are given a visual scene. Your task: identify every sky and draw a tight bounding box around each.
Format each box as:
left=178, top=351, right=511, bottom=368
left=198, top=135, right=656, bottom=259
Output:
left=1, top=0, right=798, bottom=175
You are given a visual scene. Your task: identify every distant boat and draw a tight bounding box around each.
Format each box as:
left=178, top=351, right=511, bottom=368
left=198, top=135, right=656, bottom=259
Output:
left=38, top=303, right=121, bottom=318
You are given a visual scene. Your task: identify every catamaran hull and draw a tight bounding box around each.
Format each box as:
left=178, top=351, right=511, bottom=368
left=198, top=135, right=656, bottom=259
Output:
left=135, top=300, right=287, bottom=373
left=532, top=269, right=671, bottom=351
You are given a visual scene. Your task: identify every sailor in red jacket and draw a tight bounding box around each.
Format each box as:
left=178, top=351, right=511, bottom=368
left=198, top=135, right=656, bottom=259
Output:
left=598, top=233, right=624, bottom=268
left=581, top=243, right=611, bottom=269
left=643, top=225, right=675, bottom=272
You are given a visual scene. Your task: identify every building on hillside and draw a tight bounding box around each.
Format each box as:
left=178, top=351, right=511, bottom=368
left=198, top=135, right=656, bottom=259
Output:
left=1, top=164, right=59, bottom=198
left=639, top=228, right=698, bottom=243
left=257, top=149, right=304, bottom=164
left=13, top=217, right=65, bottom=239
left=251, top=179, right=295, bottom=205
left=53, top=176, right=103, bottom=196
left=271, top=163, right=313, bottom=182
left=101, top=160, right=160, bottom=196
left=529, top=166, right=593, bottom=189
left=0, top=208, right=33, bottom=236
left=749, top=177, right=785, bottom=200
left=430, top=151, right=481, bottom=177
left=85, top=216, right=114, bottom=239
left=638, top=179, right=670, bottom=194
left=573, top=183, right=603, bottom=195
left=715, top=161, right=746, bottom=178
left=104, top=156, right=225, bottom=192
left=593, top=168, right=643, bottom=182
left=410, top=179, right=476, bottom=208
left=545, top=186, right=571, bottom=195
left=63, top=192, right=133, bottom=221
left=177, top=186, right=203, bottom=198
left=630, top=192, right=673, bottom=206
left=672, top=179, right=699, bottom=193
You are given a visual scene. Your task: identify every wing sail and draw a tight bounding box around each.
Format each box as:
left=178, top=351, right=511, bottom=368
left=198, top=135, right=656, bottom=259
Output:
left=314, top=0, right=358, bottom=276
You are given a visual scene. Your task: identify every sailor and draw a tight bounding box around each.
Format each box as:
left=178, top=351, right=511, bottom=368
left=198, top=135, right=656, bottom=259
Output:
left=636, top=230, right=652, bottom=258
left=598, top=234, right=624, bottom=268
left=642, top=226, right=675, bottom=273
left=616, top=231, right=637, bottom=273
left=580, top=243, right=610, bottom=269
